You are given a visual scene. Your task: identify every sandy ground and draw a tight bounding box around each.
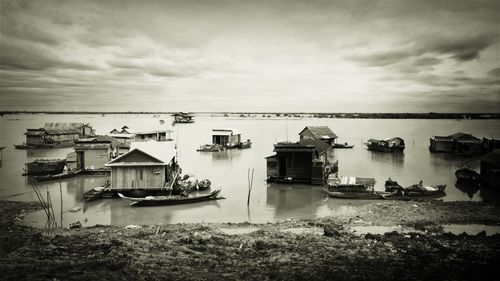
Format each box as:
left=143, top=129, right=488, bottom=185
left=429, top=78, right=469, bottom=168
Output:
left=1, top=200, right=500, bottom=281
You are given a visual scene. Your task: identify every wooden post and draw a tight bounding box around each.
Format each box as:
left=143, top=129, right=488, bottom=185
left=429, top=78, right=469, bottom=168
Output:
left=247, top=168, right=254, bottom=206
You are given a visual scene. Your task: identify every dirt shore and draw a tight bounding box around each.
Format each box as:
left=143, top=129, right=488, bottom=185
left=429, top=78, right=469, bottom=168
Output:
left=1, top=200, right=500, bottom=281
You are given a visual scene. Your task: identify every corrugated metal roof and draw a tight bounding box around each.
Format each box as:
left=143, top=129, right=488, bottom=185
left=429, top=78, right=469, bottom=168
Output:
left=300, top=139, right=332, bottom=155
left=105, top=140, right=176, bottom=166
left=299, top=126, right=337, bottom=139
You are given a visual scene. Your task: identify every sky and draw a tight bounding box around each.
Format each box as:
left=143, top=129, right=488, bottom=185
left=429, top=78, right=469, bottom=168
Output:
left=0, top=0, right=499, bottom=112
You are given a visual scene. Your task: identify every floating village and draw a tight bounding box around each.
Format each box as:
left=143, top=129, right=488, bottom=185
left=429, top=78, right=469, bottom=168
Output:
left=11, top=113, right=500, bottom=211
left=1, top=112, right=500, bottom=280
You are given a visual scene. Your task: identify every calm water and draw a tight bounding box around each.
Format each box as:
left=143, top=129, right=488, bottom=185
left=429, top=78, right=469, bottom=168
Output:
left=0, top=114, right=499, bottom=227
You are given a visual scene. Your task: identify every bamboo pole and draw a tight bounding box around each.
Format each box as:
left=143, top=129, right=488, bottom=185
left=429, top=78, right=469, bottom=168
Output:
left=247, top=168, right=254, bottom=206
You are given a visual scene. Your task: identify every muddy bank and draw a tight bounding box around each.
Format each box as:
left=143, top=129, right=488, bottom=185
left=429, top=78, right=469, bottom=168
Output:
left=1, top=200, right=500, bottom=281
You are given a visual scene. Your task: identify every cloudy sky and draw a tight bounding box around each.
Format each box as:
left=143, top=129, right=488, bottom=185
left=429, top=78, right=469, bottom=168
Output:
left=0, top=0, right=499, bottom=112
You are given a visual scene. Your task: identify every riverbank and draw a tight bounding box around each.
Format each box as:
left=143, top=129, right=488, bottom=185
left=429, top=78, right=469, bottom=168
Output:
left=1, top=200, right=500, bottom=281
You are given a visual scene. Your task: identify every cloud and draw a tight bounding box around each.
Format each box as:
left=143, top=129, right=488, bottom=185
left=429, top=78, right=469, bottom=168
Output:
left=0, top=41, right=100, bottom=71
left=488, top=68, right=500, bottom=77
left=424, top=34, right=498, bottom=61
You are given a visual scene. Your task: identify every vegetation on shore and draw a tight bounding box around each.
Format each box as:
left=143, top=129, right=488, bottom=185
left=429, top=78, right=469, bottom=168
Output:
left=1, top=200, right=500, bottom=280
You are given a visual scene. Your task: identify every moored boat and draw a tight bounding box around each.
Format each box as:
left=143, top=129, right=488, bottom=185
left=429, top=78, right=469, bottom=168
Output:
left=34, top=169, right=81, bottom=182
left=455, top=164, right=480, bottom=184
left=197, top=144, right=224, bottom=152
left=118, top=189, right=222, bottom=206
left=327, top=175, right=376, bottom=192
left=323, top=188, right=385, bottom=199
left=24, top=159, right=66, bottom=176
left=239, top=140, right=252, bottom=149
left=382, top=179, right=446, bottom=199
left=332, top=143, right=354, bottom=149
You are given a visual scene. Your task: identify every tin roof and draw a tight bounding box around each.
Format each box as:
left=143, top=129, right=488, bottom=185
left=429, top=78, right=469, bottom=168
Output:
left=105, top=140, right=176, bottom=167
left=299, top=126, right=337, bottom=139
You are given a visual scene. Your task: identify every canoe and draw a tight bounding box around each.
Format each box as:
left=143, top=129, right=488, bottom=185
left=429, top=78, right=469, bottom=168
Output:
left=332, top=143, right=354, bottom=149
left=34, top=170, right=81, bottom=182
left=323, top=189, right=385, bottom=199
left=118, top=189, right=222, bottom=206
left=455, top=167, right=480, bottom=184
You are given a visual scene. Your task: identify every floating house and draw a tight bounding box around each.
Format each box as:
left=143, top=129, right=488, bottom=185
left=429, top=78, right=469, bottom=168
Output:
left=73, top=136, right=123, bottom=172
left=172, top=112, right=194, bottom=124
left=429, top=133, right=483, bottom=154
left=105, top=141, right=177, bottom=191
left=480, top=149, right=500, bottom=189
left=22, top=123, right=94, bottom=148
left=299, top=126, right=338, bottom=145
left=212, top=129, right=242, bottom=148
left=366, top=137, right=405, bottom=152
left=266, top=139, right=337, bottom=185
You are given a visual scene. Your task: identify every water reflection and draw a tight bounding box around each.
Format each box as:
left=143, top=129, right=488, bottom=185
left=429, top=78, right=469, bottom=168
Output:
left=454, top=182, right=479, bottom=199
left=210, top=150, right=242, bottom=161
left=266, top=183, right=325, bottom=219
left=369, top=151, right=405, bottom=166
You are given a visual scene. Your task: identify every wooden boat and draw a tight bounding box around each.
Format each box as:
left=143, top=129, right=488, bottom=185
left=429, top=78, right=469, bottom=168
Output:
left=382, top=180, right=446, bottom=199
left=197, top=144, right=224, bottom=152
left=239, top=140, right=252, bottom=149
left=14, top=144, right=30, bottom=149
left=118, top=189, right=222, bottom=206
left=332, top=143, right=354, bottom=149
left=34, top=170, right=81, bottom=182
left=384, top=178, right=404, bottom=192
left=455, top=164, right=480, bottom=184
left=83, top=180, right=111, bottom=202
left=366, top=137, right=405, bottom=152
left=327, top=175, right=376, bottom=192
left=24, top=159, right=66, bottom=176
left=323, top=189, right=385, bottom=199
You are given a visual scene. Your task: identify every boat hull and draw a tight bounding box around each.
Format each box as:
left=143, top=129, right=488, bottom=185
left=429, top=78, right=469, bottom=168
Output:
left=455, top=169, right=480, bottom=184
left=118, top=189, right=222, bottom=206
left=25, top=159, right=66, bottom=176
left=323, top=189, right=384, bottom=199
left=367, top=144, right=405, bottom=152
left=34, top=170, right=81, bottom=182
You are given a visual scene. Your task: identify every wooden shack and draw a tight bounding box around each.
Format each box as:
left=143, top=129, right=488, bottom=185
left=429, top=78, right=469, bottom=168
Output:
left=299, top=126, right=337, bottom=145
left=173, top=112, right=194, bottom=123
left=266, top=139, right=336, bottom=185
left=134, top=130, right=173, bottom=142
left=24, top=123, right=94, bottom=148
left=74, top=136, right=121, bottom=172
left=429, top=132, right=483, bottom=154
left=105, top=141, right=177, bottom=191
left=212, top=129, right=242, bottom=148
left=480, top=149, right=500, bottom=189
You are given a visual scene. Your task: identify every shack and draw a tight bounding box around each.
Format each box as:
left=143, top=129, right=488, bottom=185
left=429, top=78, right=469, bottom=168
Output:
left=429, top=132, right=483, bottom=154
left=172, top=112, right=194, bottom=123
left=266, top=139, right=337, bottom=185
left=105, top=141, right=177, bottom=191
left=134, top=130, right=173, bottom=142
left=212, top=129, right=242, bottom=148
left=299, top=126, right=337, bottom=145
left=23, top=123, right=94, bottom=148
left=74, top=136, right=122, bottom=172
left=480, top=149, right=500, bottom=189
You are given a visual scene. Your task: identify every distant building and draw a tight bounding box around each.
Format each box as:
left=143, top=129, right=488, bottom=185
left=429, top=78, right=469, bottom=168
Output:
left=299, top=126, right=338, bottom=145
left=134, top=130, right=173, bottom=142
left=172, top=112, right=194, bottom=123
left=480, top=149, right=500, bottom=189
left=429, top=132, right=483, bottom=154
left=24, top=123, right=94, bottom=148
left=266, top=139, right=337, bottom=185
left=105, top=141, right=177, bottom=191
left=212, top=128, right=242, bottom=148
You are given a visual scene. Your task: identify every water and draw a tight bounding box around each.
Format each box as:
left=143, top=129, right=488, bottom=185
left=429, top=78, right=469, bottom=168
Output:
left=1, top=114, right=499, bottom=227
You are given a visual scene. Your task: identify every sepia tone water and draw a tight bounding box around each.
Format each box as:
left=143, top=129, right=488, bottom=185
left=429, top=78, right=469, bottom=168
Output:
left=0, top=114, right=499, bottom=227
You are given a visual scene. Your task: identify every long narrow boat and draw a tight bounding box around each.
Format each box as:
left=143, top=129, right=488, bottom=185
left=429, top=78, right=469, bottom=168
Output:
left=83, top=180, right=111, bottom=202
left=34, top=170, right=81, bottom=182
left=332, top=143, right=354, bottom=149
left=118, top=189, right=222, bottom=206
left=323, top=189, right=386, bottom=199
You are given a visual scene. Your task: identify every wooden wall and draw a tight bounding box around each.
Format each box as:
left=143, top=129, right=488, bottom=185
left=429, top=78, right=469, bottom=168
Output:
left=111, top=165, right=166, bottom=189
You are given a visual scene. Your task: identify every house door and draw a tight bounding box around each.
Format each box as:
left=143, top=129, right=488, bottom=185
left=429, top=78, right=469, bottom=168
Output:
left=76, top=151, right=85, bottom=170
